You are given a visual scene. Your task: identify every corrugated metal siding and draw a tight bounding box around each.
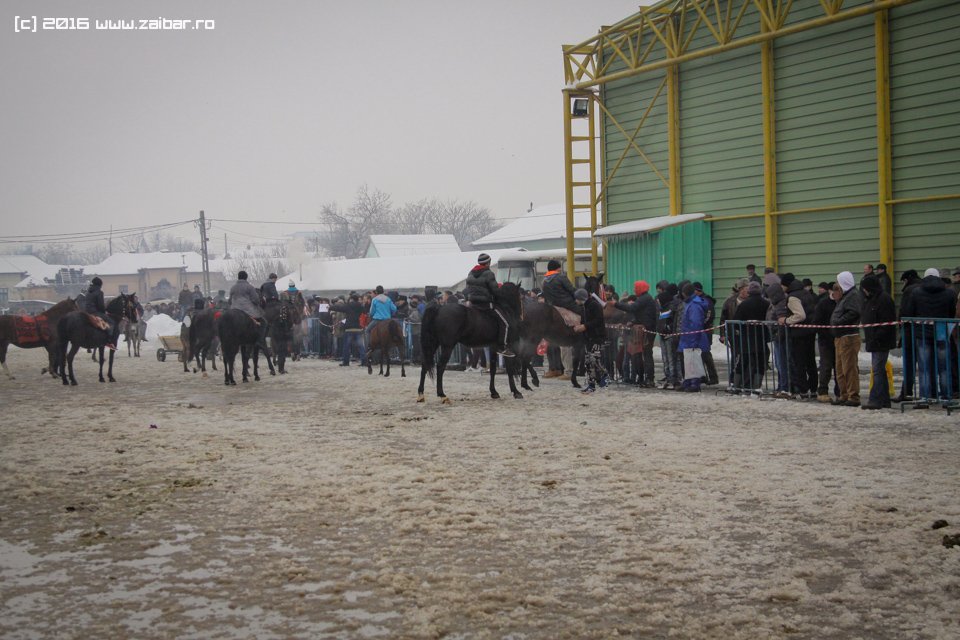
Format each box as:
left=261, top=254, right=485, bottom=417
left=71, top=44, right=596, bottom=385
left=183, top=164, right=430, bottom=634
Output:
left=606, top=221, right=712, bottom=295
left=602, top=71, right=670, bottom=224
left=774, top=8, right=880, bottom=278
left=890, top=0, right=960, bottom=272
left=710, top=218, right=765, bottom=296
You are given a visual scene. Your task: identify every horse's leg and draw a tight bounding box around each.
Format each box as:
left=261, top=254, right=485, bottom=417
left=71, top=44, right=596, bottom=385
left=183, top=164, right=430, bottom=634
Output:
left=381, top=347, right=387, bottom=377
left=263, top=342, right=275, bottom=376
left=505, top=355, right=523, bottom=399
left=367, top=345, right=374, bottom=375
left=67, top=344, right=80, bottom=386
left=253, top=345, right=262, bottom=381
left=519, top=355, right=531, bottom=391
left=0, top=341, right=12, bottom=380
left=570, top=343, right=583, bottom=389
left=98, top=347, right=106, bottom=383
left=488, top=354, right=500, bottom=399
left=399, top=339, right=406, bottom=378
left=528, top=360, right=540, bottom=388
left=241, top=345, right=250, bottom=382
left=107, top=348, right=116, bottom=382
left=436, top=345, right=454, bottom=403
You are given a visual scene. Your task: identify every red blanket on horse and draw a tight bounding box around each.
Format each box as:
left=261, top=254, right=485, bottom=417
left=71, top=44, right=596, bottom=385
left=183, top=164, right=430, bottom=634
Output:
left=13, top=315, right=51, bottom=347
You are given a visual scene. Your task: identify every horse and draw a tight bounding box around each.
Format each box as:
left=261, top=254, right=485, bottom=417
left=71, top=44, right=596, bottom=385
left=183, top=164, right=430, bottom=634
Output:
left=266, top=293, right=304, bottom=374
left=57, top=293, right=137, bottom=386
left=0, top=298, right=79, bottom=379
left=122, top=316, right=142, bottom=357
left=181, top=308, right=220, bottom=376
left=516, top=298, right=584, bottom=390
left=366, top=319, right=406, bottom=378
left=417, top=282, right=523, bottom=403
left=217, top=309, right=275, bottom=385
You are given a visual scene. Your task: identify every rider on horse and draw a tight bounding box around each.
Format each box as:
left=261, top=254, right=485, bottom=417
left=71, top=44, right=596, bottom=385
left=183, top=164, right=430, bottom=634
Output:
left=465, top=253, right=516, bottom=358
left=81, top=277, right=118, bottom=351
left=260, top=273, right=280, bottom=309
left=229, top=270, right=271, bottom=354
left=365, top=285, right=397, bottom=342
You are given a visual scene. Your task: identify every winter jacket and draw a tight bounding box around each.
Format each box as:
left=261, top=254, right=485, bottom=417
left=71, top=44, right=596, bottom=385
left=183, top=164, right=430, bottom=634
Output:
left=785, top=280, right=817, bottom=337
left=542, top=271, right=578, bottom=312
left=177, top=288, right=193, bottom=306
left=830, top=287, right=863, bottom=338
left=876, top=271, right=893, bottom=296
left=465, top=265, right=498, bottom=305
left=861, top=277, right=897, bottom=352
left=260, top=280, right=279, bottom=303
left=811, top=295, right=836, bottom=342
left=614, top=292, right=657, bottom=332
left=329, top=300, right=364, bottom=331
left=229, top=280, right=265, bottom=319
left=82, top=284, right=106, bottom=315
left=733, top=291, right=770, bottom=355
left=579, top=297, right=606, bottom=345
left=678, top=294, right=711, bottom=352
left=370, top=293, right=397, bottom=320
left=902, top=275, right=957, bottom=320
left=656, top=286, right=682, bottom=337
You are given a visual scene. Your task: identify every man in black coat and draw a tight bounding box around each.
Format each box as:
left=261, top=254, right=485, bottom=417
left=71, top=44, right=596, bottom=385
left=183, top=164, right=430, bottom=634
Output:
left=811, top=282, right=838, bottom=402
left=901, top=267, right=958, bottom=402
left=465, top=252, right=514, bottom=357
left=732, top=281, right=770, bottom=393
left=542, top=259, right=578, bottom=377
left=81, top=276, right=118, bottom=349
left=892, top=269, right=921, bottom=402
left=861, top=275, right=897, bottom=409
left=574, top=288, right=608, bottom=393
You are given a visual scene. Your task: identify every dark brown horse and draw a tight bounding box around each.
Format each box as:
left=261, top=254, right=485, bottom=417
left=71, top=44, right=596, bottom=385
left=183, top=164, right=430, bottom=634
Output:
left=417, top=282, right=523, bottom=403
left=0, top=298, right=78, bottom=380
left=181, top=308, right=220, bottom=376
left=366, top=318, right=406, bottom=378
left=58, top=293, right=137, bottom=385
left=517, top=299, right=583, bottom=390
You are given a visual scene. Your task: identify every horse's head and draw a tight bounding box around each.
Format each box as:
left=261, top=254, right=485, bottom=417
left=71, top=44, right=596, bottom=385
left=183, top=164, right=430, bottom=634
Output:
left=106, top=293, right=138, bottom=322
left=496, top=282, right=523, bottom=319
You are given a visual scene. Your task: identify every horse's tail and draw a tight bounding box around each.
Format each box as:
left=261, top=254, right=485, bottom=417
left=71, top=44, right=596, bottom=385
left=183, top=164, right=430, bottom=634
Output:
left=420, top=304, right=440, bottom=377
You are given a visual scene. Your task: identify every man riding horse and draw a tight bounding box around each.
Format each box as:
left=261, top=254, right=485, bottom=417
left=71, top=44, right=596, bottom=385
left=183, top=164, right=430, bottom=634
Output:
left=81, top=277, right=119, bottom=351
left=228, top=270, right=271, bottom=355
left=465, top=252, right=516, bottom=358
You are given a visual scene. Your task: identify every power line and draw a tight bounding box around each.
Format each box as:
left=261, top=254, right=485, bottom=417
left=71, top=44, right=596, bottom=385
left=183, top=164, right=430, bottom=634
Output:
left=0, top=219, right=195, bottom=244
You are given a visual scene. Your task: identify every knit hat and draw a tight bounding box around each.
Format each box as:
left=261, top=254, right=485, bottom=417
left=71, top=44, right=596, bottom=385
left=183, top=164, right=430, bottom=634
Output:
left=477, top=253, right=491, bottom=265
left=837, top=271, right=855, bottom=292
left=733, top=277, right=749, bottom=292
left=924, top=267, right=940, bottom=278
left=634, top=280, right=650, bottom=296
left=547, top=259, right=561, bottom=271
left=780, top=272, right=796, bottom=286
left=574, top=288, right=589, bottom=301
left=747, top=281, right=762, bottom=294
left=287, top=280, right=297, bottom=291
left=763, top=272, right=781, bottom=286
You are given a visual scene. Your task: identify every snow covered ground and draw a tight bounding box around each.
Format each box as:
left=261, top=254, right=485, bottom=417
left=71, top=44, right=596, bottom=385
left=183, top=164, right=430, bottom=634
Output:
left=1, top=346, right=958, bottom=638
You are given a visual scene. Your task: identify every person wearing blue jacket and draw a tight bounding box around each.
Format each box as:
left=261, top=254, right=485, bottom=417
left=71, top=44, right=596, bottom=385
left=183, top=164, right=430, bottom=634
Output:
left=677, top=283, right=711, bottom=392
left=366, top=284, right=397, bottom=342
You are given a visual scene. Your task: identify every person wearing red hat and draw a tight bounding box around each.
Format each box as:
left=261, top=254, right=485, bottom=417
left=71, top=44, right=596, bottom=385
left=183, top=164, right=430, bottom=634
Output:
left=614, top=280, right=657, bottom=386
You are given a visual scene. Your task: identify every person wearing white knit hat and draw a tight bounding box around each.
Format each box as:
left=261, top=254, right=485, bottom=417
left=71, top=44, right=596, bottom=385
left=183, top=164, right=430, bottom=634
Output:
left=829, top=270, right=863, bottom=406
left=902, top=266, right=959, bottom=402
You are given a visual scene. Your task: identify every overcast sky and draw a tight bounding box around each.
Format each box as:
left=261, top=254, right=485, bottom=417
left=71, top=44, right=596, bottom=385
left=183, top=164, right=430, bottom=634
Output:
left=1, top=0, right=648, bottom=251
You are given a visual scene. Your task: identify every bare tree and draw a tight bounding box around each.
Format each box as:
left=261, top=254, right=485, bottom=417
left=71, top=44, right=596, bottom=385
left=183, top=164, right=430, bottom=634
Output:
left=395, top=198, right=441, bottom=235
left=318, top=185, right=393, bottom=258
left=228, top=248, right=289, bottom=285
left=430, top=200, right=500, bottom=249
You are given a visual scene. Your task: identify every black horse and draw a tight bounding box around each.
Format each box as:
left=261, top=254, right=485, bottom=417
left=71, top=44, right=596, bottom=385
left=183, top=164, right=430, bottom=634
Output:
left=57, top=293, right=136, bottom=386
left=516, top=298, right=585, bottom=390
left=217, top=309, right=275, bottom=385
left=266, top=293, right=304, bottom=375
left=182, top=308, right=220, bottom=376
left=417, top=282, right=523, bottom=403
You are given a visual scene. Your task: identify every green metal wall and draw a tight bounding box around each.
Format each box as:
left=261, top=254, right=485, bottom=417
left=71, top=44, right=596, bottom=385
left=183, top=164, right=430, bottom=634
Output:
left=598, top=0, right=959, bottom=294
left=606, top=221, right=712, bottom=297
left=890, top=0, right=960, bottom=272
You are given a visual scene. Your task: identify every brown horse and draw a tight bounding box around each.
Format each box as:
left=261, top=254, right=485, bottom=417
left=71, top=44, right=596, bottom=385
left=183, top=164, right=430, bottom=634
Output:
left=0, top=298, right=78, bottom=379
left=366, top=318, right=406, bottom=377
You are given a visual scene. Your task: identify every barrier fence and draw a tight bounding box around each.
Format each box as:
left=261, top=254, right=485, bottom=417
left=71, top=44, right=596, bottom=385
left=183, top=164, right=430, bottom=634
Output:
left=900, top=317, right=960, bottom=414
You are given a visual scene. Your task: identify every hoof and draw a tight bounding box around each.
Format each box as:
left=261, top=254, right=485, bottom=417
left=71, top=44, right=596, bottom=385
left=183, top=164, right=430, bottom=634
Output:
left=109, top=378, right=116, bottom=383
left=441, top=397, right=452, bottom=405
left=532, top=379, right=540, bottom=388
left=416, top=394, right=425, bottom=403
left=513, top=392, right=524, bottom=399
left=225, top=381, right=231, bottom=386
left=99, top=378, right=105, bottom=383
left=401, top=372, right=406, bottom=378
left=270, top=371, right=276, bottom=376
left=202, top=372, right=208, bottom=379
left=254, top=375, right=261, bottom=381
left=521, top=384, right=532, bottom=392
left=70, top=380, right=77, bottom=386
left=230, top=380, right=236, bottom=386
left=490, top=392, right=500, bottom=399
left=384, top=372, right=390, bottom=378
left=571, top=381, right=581, bottom=389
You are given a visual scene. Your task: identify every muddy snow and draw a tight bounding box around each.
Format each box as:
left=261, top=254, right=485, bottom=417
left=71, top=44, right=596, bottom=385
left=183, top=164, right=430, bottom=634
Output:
left=1, top=345, right=958, bottom=639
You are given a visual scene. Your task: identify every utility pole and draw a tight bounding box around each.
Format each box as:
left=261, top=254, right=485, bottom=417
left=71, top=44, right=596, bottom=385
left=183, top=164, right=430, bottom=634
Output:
left=196, top=210, right=211, bottom=296
left=108, top=225, right=113, bottom=255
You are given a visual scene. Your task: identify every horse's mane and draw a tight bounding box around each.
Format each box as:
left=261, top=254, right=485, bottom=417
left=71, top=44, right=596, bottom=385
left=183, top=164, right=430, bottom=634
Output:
left=495, top=282, right=522, bottom=316
left=42, top=298, right=79, bottom=317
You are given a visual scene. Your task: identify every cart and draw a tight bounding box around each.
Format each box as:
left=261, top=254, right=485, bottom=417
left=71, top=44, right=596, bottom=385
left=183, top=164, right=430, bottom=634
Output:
left=156, top=335, right=185, bottom=362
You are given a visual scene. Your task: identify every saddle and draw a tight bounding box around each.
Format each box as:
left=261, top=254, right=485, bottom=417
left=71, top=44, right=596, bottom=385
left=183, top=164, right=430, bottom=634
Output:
left=84, top=313, right=111, bottom=331
left=554, top=306, right=581, bottom=328
left=13, top=315, right=50, bottom=347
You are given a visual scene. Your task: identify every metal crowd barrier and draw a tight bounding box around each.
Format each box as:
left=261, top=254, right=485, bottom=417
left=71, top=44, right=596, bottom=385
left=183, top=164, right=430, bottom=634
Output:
left=900, top=317, right=960, bottom=414
left=722, top=320, right=804, bottom=397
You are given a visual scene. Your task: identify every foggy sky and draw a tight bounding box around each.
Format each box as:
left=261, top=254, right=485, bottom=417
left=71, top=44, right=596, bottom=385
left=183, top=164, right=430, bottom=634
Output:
left=1, top=0, right=646, bottom=250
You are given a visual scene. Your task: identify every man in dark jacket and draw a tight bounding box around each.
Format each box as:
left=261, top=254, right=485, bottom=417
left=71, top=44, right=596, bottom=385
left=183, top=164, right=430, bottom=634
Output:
left=229, top=270, right=271, bottom=357
left=811, top=282, right=838, bottom=402
left=732, top=281, right=770, bottom=393
left=177, top=283, right=193, bottom=320
left=892, top=269, right=922, bottom=402
left=783, top=278, right=818, bottom=398
left=614, top=280, right=657, bottom=386
left=574, top=288, right=607, bottom=393
left=901, top=267, right=958, bottom=402
left=81, top=276, right=118, bottom=349
left=542, top=259, right=578, bottom=376
left=656, top=282, right=683, bottom=389
left=465, top=252, right=514, bottom=357
left=861, top=274, right=897, bottom=409
left=330, top=294, right=367, bottom=367
left=831, top=271, right=863, bottom=407
left=874, top=263, right=893, bottom=296
left=260, top=274, right=280, bottom=307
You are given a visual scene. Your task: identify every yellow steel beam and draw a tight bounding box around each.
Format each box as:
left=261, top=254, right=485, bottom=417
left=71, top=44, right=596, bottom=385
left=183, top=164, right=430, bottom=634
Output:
left=566, top=0, right=919, bottom=90
left=563, top=91, right=577, bottom=282
left=761, top=27, right=777, bottom=270
left=667, top=64, right=681, bottom=216
left=875, top=9, right=894, bottom=277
